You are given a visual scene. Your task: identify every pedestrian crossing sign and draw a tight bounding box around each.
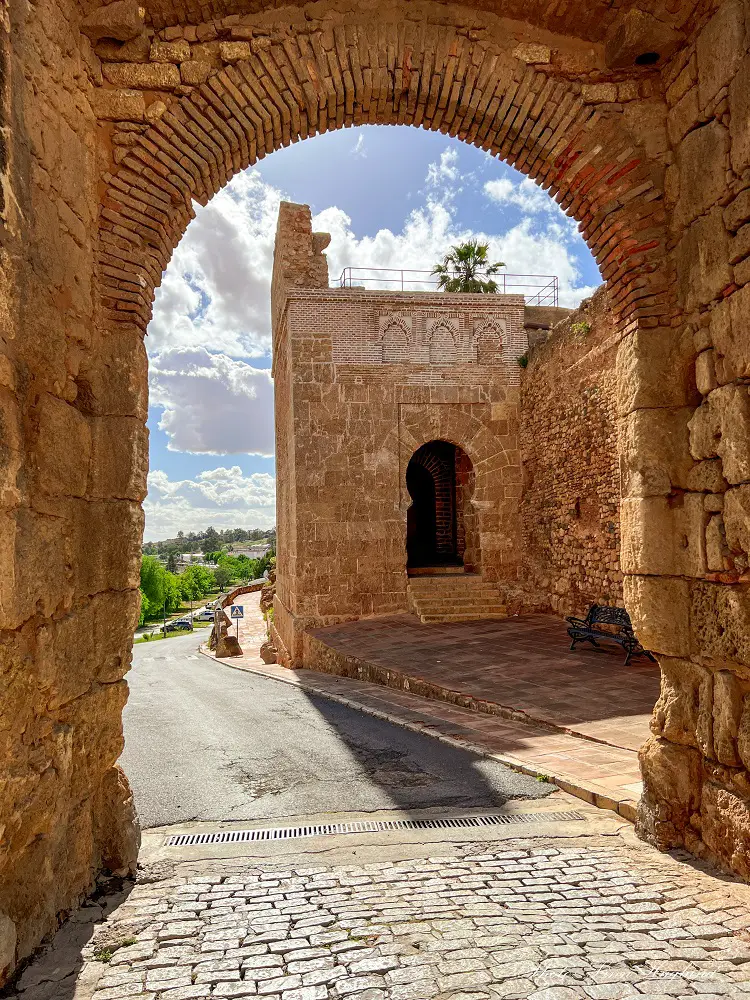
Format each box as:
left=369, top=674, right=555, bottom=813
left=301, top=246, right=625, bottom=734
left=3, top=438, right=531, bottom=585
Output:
left=229, top=605, right=244, bottom=619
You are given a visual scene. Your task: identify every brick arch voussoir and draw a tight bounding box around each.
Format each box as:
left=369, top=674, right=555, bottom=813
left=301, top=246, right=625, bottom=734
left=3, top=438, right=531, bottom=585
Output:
left=96, top=21, right=671, bottom=335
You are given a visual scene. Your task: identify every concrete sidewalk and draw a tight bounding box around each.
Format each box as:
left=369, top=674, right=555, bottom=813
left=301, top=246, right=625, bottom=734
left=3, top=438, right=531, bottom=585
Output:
left=204, top=597, right=647, bottom=821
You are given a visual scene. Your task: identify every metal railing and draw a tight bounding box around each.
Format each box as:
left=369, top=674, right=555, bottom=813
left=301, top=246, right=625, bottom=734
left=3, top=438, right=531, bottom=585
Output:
left=337, top=267, right=559, bottom=306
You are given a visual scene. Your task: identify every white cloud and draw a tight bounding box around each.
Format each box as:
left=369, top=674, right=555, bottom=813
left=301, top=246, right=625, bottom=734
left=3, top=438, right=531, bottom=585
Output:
left=148, top=169, right=283, bottom=359
left=316, top=174, right=596, bottom=307
left=149, top=347, right=274, bottom=456
left=351, top=134, right=367, bottom=157
left=484, top=176, right=559, bottom=215
left=144, top=466, right=276, bottom=540
left=426, top=147, right=460, bottom=188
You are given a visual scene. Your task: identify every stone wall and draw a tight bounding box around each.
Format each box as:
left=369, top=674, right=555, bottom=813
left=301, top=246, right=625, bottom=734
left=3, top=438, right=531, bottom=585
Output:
left=0, top=0, right=140, bottom=983
left=520, top=286, right=623, bottom=616
left=632, top=0, right=750, bottom=878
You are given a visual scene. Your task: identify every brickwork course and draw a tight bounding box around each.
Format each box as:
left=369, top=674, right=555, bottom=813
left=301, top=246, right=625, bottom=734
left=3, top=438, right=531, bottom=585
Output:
left=4, top=0, right=750, bottom=985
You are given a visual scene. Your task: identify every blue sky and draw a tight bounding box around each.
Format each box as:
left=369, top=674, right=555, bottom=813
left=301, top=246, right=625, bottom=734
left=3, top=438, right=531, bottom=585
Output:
left=144, top=126, right=601, bottom=540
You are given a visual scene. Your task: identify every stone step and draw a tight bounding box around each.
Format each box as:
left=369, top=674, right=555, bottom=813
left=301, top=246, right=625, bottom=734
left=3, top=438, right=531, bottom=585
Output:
left=408, top=573, right=508, bottom=623
left=408, top=565, right=466, bottom=576
left=414, top=600, right=505, bottom=614
left=419, top=612, right=508, bottom=623
left=410, top=589, right=500, bottom=602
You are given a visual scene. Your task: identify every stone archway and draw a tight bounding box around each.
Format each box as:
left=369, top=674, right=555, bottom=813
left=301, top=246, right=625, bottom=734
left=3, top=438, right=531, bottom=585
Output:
left=5, top=0, right=750, bottom=984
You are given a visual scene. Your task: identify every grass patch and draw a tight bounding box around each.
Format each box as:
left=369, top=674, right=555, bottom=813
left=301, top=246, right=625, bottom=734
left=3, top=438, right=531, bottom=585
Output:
left=93, top=947, right=113, bottom=963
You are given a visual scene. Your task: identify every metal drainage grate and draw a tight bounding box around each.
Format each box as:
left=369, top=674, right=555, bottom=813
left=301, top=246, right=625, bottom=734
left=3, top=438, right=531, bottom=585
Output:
left=166, top=810, right=585, bottom=847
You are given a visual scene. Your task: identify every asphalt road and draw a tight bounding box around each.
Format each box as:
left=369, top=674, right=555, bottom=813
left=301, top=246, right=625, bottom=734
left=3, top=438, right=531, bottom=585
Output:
left=121, top=632, right=552, bottom=829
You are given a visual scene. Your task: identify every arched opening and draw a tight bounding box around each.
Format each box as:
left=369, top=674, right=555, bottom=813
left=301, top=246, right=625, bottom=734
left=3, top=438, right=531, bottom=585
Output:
left=14, top=0, right=750, bottom=976
left=406, top=441, right=476, bottom=573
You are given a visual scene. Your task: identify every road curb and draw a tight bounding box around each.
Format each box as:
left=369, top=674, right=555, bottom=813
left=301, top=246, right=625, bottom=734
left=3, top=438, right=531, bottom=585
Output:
left=199, top=644, right=638, bottom=826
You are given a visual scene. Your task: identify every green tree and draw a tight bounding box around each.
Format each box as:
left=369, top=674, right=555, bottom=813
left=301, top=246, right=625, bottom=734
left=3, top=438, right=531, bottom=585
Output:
left=432, top=239, right=505, bottom=293
left=214, top=564, right=232, bottom=590
left=138, top=589, right=151, bottom=626
left=166, top=548, right=179, bottom=573
left=140, top=555, right=166, bottom=611
left=180, top=564, right=214, bottom=601
left=201, top=526, right=221, bottom=554
left=164, top=572, right=181, bottom=614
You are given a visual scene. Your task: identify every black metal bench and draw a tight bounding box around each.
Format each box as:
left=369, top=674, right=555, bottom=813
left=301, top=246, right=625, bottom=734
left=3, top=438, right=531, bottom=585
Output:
left=566, top=604, right=656, bottom=666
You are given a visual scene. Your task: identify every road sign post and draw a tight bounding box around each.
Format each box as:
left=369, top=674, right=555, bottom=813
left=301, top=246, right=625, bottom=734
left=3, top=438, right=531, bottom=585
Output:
left=230, top=605, right=244, bottom=640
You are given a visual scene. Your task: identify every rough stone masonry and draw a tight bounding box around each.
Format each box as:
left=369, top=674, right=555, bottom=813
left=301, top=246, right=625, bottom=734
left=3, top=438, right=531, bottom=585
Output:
left=3, top=0, right=750, bottom=986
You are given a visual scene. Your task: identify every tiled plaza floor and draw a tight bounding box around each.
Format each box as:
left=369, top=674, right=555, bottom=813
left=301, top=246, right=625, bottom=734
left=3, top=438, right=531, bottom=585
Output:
left=308, top=614, right=660, bottom=753
left=209, top=598, right=655, bottom=819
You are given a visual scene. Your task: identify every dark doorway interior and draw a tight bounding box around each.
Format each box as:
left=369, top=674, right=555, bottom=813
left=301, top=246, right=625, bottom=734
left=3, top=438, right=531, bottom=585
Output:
left=406, top=440, right=475, bottom=570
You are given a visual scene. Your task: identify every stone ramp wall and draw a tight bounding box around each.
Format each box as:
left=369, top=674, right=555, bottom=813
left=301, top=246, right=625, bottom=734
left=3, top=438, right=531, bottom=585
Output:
left=520, top=287, right=623, bottom=617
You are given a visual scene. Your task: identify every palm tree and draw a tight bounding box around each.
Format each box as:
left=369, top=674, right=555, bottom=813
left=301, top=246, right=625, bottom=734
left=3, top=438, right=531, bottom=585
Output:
left=432, top=239, right=505, bottom=293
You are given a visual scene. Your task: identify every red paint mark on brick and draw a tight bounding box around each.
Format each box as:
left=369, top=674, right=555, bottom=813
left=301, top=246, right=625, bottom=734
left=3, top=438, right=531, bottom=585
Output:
left=628, top=240, right=660, bottom=256
left=606, top=158, right=641, bottom=186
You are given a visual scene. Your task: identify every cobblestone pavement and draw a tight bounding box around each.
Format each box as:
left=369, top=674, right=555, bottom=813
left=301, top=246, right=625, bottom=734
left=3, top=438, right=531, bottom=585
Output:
left=14, top=836, right=750, bottom=1000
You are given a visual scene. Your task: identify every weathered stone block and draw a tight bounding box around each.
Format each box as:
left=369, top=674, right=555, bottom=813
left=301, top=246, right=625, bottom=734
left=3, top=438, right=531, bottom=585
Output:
left=686, top=458, right=727, bottom=493
left=725, top=188, right=750, bottom=232
left=103, top=62, right=181, bottom=89
left=667, top=86, right=699, bottom=144
left=80, top=0, right=143, bottom=43
left=35, top=393, right=91, bottom=498
left=93, top=766, right=140, bottom=875
left=0, top=916, right=16, bottom=986
left=87, top=416, right=148, bottom=501
left=713, top=669, right=744, bottom=765
left=711, top=283, right=750, bottom=380
left=624, top=575, right=690, bottom=657
left=615, top=326, right=694, bottom=415
left=620, top=407, right=694, bottom=496
left=604, top=8, right=683, bottom=70
left=218, top=41, right=251, bottom=62
left=180, top=60, right=212, bottom=85
left=697, top=0, right=746, bottom=108
left=150, top=39, right=190, bottom=63
left=0, top=508, right=73, bottom=630
left=699, top=781, right=750, bottom=879
left=676, top=208, right=733, bottom=311
left=513, top=43, right=550, bottom=64
left=706, top=513, right=730, bottom=570
left=621, top=497, right=676, bottom=575
left=0, top=387, right=22, bottom=510
left=692, top=581, right=750, bottom=666
left=675, top=121, right=729, bottom=229
left=90, top=88, right=145, bottom=121
left=724, top=485, right=750, bottom=555
left=71, top=499, right=143, bottom=597
left=689, top=384, right=750, bottom=483
left=737, top=694, right=750, bottom=771
left=638, top=737, right=702, bottom=841
left=95, top=33, right=150, bottom=63
left=695, top=350, right=718, bottom=396
left=581, top=82, right=617, bottom=103
left=650, top=656, right=710, bottom=747
left=85, top=329, right=148, bottom=419
left=621, top=494, right=707, bottom=577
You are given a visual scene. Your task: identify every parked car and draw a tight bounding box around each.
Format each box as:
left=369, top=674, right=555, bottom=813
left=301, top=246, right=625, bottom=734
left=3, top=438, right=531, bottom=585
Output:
left=194, top=609, right=214, bottom=622
left=164, top=618, right=193, bottom=632
left=205, top=601, right=218, bottom=610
